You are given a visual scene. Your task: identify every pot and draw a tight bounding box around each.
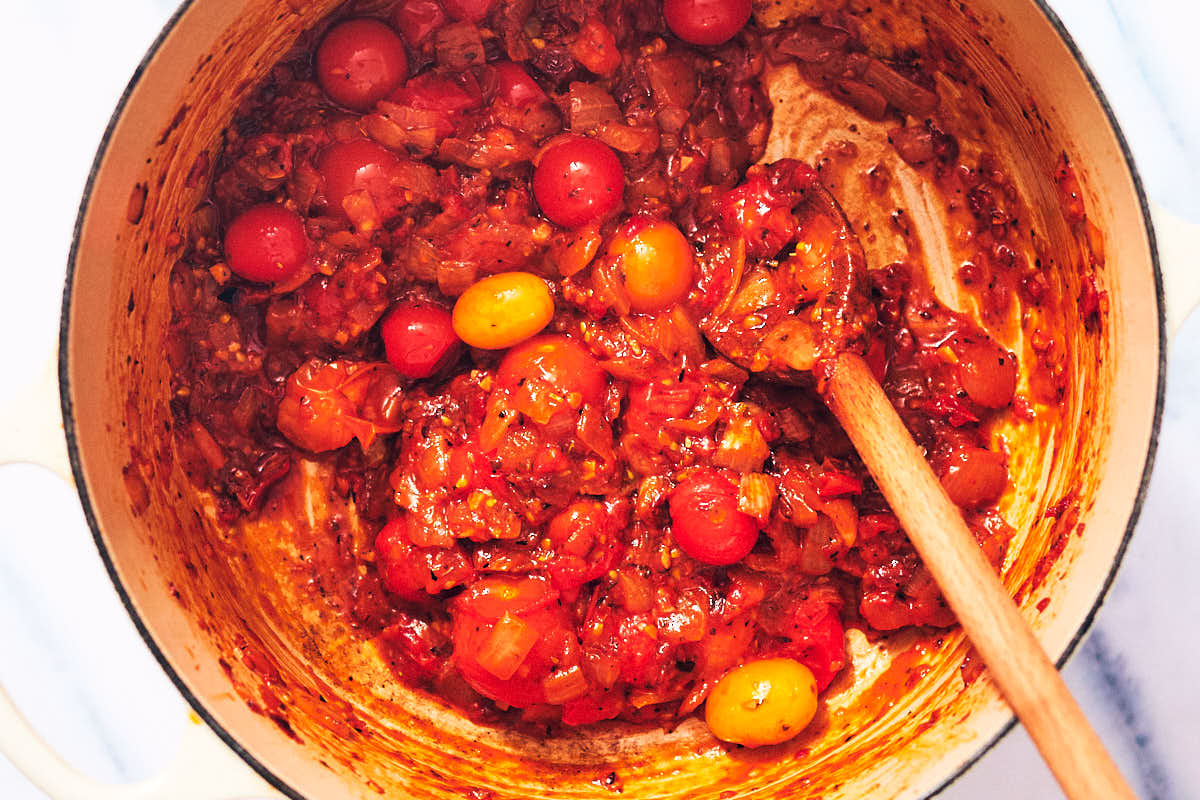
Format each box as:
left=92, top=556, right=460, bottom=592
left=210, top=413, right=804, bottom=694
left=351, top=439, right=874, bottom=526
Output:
left=2, top=0, right=1198, bottom=797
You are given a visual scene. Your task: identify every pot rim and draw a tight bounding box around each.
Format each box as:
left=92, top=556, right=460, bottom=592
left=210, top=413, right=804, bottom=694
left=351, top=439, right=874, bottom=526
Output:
left=57, top=2, right=1167, bottom=798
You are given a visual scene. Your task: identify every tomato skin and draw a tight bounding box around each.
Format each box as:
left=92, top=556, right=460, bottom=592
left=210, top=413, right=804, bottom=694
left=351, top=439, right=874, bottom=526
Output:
left=956, top=339, right=1017, bottom=409
left=492, top=61, right=548, bottom=107
left=543, top=500, right=621, bottom=594
left=607, top=217, right=695, bottom=312
left=317, top=138, right=403, bottom=223
left=275, top=359, right=404, bottom=452
left=940, top=446, right=1008, bottom=508
left=441, top=0, right=497, bottom=22
left=498, top=335, right=608, bottom=406
left=379, top=301, right=461, bottom=379
left=393, top=0, right=447, bottom=45
left=375, top=517, right=474, bottom=602
left=452, top=272, right=555, bottom=349
left=533, top=135, right=625, bottom=228
left=670, top=471, right=760, bottom=566
left=664, top=0, right=752, bottom=46
left=315, top=18, right=409, bottom=111
left=223, top=204, right=309, bottom=284
left=568, top=17, right=621, bottom=76
left=451, top=575, right=571, bottom=707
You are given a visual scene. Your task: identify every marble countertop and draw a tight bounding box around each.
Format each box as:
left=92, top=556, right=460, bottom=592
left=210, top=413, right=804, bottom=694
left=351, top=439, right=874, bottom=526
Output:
left=1, top=1, right=1196, bottom=797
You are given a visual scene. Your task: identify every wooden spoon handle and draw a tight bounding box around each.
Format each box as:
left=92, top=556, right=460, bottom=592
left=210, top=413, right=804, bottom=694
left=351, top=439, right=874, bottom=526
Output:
left=824, top=352, right=1135, bottom=800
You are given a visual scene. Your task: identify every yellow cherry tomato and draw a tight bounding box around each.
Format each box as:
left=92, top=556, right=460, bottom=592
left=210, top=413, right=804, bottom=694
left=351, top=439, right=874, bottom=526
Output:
left=607, top=218, right=694, bottom=312
left=452, top=272, right=555, bottom=349
left=704, top=657, right=818, bottom=747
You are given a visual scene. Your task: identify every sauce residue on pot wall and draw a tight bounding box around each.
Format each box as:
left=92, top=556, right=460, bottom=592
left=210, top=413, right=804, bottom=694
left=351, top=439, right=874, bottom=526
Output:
left=107, top=0, right=1112, bottom=797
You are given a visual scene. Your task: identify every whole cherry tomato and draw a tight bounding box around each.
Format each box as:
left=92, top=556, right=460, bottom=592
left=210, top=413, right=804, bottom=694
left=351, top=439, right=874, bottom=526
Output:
left=451, top=272, right=554, bottom=349
left=379, top=301, right=461, bottom=379
left=607, top=216, right=695, bottom=312
left=497, top=334, right=608, bottom=407
left=315, top=18, right=409, bottom=111
left=532, top=135, right=625, bottom=228
left=223, top=203, right=309, bottom=284
left=663, top=0, right=752, bottom=46
left=705, top=658, right=818, bottom=747
left=670, top=470, right=760, bottom=565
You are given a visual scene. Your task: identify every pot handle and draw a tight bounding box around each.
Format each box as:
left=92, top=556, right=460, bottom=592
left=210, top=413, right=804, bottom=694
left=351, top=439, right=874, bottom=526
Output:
left=0, top=686, right=281, bottom=799
left=1153, top=201, right=1200, bottom=339
left=0, top=354, right=73, bottom=484
left=0, top=358, right=283, bottom=799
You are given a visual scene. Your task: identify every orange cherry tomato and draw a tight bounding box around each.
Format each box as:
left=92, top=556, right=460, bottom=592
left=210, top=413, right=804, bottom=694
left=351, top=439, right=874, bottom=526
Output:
left=705, top=658, right=818, bottom=747
left=451, top=272, right=554, bottom=349
left=607, top=217, right=695, bottom=312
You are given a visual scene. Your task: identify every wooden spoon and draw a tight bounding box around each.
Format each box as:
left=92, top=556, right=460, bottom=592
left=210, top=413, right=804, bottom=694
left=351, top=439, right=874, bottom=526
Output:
left=699, top=163, right=1135, bottom=800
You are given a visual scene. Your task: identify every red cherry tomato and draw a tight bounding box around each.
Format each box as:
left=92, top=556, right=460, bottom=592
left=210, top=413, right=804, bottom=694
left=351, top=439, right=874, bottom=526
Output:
left=956, top=339, right=1018, bottom=409
left=532, top=135, right=625, bottom=228
left=223, top=204, right=309, bottom=284
left=393, top=0, right=447, bottom=45
left=451, top=575, right=571, bottom=707
left=441, top=0, right=497, bottom=22
left=544, top=501, right=621, bottom=594
left=315, top=18, right=409, bottom=111
left=379, top=301, right=461, bottom=379
left=940, top=446, right=1008, bottom=508
left=670, top=471, right=760, bottom=565
left=275, top=359, right=404, bottom=452
left=317, top=138, right=403, bottom=222
left=492, top=61, right=548, bottom=107
left=663, top=0, right=752, bottom=46
left=498, top=334, right=608, bottom=422
left=375, top=518, right=474, bottom=602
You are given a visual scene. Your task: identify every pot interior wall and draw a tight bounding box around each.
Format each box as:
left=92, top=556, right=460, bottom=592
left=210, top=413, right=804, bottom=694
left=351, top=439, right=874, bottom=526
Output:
left=64, top=0, right=1160, bottom=797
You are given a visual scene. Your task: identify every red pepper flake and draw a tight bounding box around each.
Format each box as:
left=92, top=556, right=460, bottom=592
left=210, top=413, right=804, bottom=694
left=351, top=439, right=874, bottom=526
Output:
left=1036, top=597, right=1051, bottom=613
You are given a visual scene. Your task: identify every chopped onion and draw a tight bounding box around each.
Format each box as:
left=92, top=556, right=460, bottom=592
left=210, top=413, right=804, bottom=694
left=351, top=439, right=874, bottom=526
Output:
left=713, top=414, right=770, bottom=473
left=737, top=473, right=777, bottom=522
left=822, top=497, right=859, bottom=546
left=477, top=613, right=539, bottom=680
left=542, top=665, right=590, bottom=704
left=567, top=82, right=621, bottom=131
left=862, top=59, right=939, bottom=116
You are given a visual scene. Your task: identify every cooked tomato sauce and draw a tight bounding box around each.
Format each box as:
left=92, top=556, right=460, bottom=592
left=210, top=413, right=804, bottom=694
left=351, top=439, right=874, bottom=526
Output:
left=168, top=0, right=1025, bottom=738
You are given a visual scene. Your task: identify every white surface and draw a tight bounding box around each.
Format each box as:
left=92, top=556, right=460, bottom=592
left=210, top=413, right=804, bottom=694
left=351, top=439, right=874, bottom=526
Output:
left=0, top=0, right=1197, bottom=798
